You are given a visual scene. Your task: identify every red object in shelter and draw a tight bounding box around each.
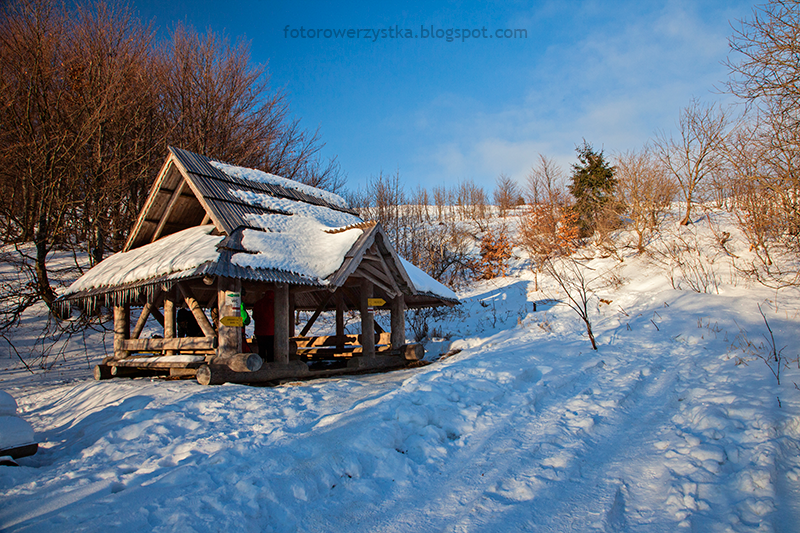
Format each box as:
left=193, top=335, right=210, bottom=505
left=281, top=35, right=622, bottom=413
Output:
left=253, top=291, right=275, bottom=335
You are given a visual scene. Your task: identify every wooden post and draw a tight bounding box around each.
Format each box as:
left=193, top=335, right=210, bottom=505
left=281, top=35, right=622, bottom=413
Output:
left=289, top=290, right=296, bottom=338
left=164, top=288, right=176, bottom=355
left=274, top=283, right=290, bottom=364
left=217, top=277, right=242, bottom=358
left=335, top=291, right=345, bottom=352
left=113, top=305, right=130, bottom=360
left=360, top=279, right=375, bottom=358
left=391, top=294, right=405, bottom=348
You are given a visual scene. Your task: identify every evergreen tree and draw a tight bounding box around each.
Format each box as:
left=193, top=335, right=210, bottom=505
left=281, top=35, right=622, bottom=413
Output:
left=569, top=141, right=617, bottom=237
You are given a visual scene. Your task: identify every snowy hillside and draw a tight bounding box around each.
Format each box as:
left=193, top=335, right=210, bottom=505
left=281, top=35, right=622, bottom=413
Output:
left=2, top=208, right=800, bottom=532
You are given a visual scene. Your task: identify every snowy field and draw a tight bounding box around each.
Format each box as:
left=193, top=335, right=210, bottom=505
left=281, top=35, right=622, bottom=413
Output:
left=2, top=210, right=800, bottom=532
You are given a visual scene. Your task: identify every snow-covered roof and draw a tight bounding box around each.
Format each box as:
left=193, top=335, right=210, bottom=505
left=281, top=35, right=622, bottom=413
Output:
left=63, top=226, right=223, bottom=297
left=400, top=258, right=458, bottom=301
left=58, top=147, right=458, bottom=308
left=211, top=161, right=350, bottom=210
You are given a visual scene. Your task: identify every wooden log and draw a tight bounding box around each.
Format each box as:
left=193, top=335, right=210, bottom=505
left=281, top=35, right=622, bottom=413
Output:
left=113, top=305, right=130, bottom=360
left=335, top=291, right=345, bottom=351
left=178, top=283, right=216, bottom=338
left=211, top=352, right=263, bottom=372
left=274, top=283, right=290, bottom=364
left=169, top=368, right=197, bottom=378
left=217, top=277, right=241, bottom=357
left=346, top=355, right=407, bottom=371
left=391, top=294, right=406, bottom=348
left=110, top=357, right=205, bottom=369
left=150, top=307, right=165, bottom=328
left=360, top=279, right=375, bottom=358
left=132, top=288, right=163, bottom=339
left=94, top=364, right=113, bottom=380
left=289, top=291, right=296, bottom=337
left=297, top=343, right=394, bottom=357
left=164, top=288, right=176, bottom=355
left=401, top=343, right=425, bottom=361
left=122, top=336, right=216, bottom=352
left=356, top=331, right=390, bottom=346
left=196, top=360, right=309, bottom=386
left=109, top=366, right=168, bottom=378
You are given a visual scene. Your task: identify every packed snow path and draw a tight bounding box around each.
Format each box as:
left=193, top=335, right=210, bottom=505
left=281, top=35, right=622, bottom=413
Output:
left=3, top=214, right=800, bottom=533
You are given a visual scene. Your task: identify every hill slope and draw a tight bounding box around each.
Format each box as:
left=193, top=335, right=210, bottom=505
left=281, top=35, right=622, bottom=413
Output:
left=1, top=208, right=800, bottom=532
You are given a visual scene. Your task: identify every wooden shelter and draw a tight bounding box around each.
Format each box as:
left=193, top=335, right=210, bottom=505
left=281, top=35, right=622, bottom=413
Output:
left=57, top=147, right=458, bottom=385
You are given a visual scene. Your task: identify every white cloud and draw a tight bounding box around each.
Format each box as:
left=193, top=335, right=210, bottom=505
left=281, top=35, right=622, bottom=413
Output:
left=402, top=0, right=752, bottom=191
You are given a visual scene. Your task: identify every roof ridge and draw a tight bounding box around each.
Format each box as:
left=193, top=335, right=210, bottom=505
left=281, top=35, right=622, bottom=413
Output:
left=325, top=220, right=376, bottom=234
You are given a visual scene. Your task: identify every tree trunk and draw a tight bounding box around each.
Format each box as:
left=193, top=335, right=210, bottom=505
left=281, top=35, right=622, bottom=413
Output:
left=585, top=320, right=597, bottom=350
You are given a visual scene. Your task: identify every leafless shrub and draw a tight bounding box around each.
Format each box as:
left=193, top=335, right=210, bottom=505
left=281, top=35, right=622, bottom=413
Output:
left=652, top=228, right=722, bottom=294
left=731, top=304, right=791, bottom=386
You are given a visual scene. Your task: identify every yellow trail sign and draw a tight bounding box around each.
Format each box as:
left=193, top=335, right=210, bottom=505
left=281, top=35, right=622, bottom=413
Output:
left=367, top=298, right=386, bottom=307
left=220, top=316, right=244, bottom=327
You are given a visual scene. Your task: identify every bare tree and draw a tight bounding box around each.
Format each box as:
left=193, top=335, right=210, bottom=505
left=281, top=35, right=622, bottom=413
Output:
left=158, top=25, right=345, bottom=194
left=0, top=0, right=161, bottom=309
left=454, top=179, right=489, bottom=232
left=0, top=0, right=347, bottom=320
left=654, top=100, right=729, bottom=226
left=615, top=148, right=677, bottom=253
left=724, top=1, right=800, bottom=253
left=726, top=0, right=800, bottom=121
left=493, top=173, right=520, bottom=218
left=543, top=257, right=598, bottom=350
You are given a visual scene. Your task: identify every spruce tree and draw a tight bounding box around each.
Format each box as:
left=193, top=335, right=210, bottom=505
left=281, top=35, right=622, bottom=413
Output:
left=569, top=141, right=617, bottom=238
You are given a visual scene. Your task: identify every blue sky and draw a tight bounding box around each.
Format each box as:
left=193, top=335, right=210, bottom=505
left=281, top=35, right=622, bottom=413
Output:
left=131, top=0, right=755, bottom=192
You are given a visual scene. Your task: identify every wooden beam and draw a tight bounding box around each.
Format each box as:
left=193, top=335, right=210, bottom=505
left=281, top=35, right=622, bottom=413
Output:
left=360, top=279, right=375, bottom=358
left=353, top=271, right=395, bottom=298
left=289, top=291, right=296, bottom=337
left=299, top=292, right=334, bottom=337
left=391, top=294, right=406, bottom=348
left=150, top=307, right=165, bottom=328
left=336, top=291, right=345, bottom=351
left=122, top=337, right=216, bottom=351
left=216, top=277, right=241, bottom=358
left=131, top=289, right=164, bottom=339
left=374, top=251, right=402, bottom=295
left=111, top=357, right=206, bottom=370
left=123, top=157, right=176, bottom=252
left=151, top=179, right=186, bottom=243
left=274, top=283, right=290, bottom=364
left=113, top=305, right=130, bottom=360
left=164, top=288, right=176, bottom=355
left=358, top=261, right=399, bottom=297
left=170, top=159, right=226, bottom=233
left=177, top=283, right=216, bottom=338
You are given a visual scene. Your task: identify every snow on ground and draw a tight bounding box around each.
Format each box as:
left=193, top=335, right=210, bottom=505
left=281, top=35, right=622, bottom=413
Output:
left=2, top=210, right=800, bottom=532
